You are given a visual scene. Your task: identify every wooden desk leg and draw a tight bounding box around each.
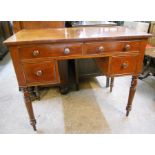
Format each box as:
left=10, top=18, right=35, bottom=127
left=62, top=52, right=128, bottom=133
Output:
left=110, top=77, right=114, bottom=92
left=126, top=76, right=138, bottom=116
left=106, top=77, right=110, bottom=87
left=23, top=88, right=37, bottom=131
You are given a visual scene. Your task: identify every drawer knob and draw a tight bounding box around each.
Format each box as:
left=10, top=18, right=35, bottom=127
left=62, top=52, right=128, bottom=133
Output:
left=35, top=70, right=43, bottom=77
left=121, top=62, right=128, bottom=69
left=124, top=44, right=130, bottom=51
left=98, top=46, right=104, bottom=52
left=64, top=48, right=70, bottom=54
left=33, top=50, right=39, bottom=56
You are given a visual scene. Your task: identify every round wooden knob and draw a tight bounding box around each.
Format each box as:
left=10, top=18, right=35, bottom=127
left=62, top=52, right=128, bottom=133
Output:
left=121, top=62, right=128, bottom=69
left=64, top=48, right=70, bottom=54
left=124, top=44, right=130, bottom=51
left=33, top=50, right=39, bottom=56
left=98, top=46, right=104, bottom=52
left=35, top=70, right=43, bottom=76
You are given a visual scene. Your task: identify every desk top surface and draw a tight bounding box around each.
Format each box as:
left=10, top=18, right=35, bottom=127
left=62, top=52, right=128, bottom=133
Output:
left=4, top=26, right=152, bottom=46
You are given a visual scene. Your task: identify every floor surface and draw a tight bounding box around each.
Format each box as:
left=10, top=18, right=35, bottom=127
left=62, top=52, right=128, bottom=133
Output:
left=0, top=54, right=155, bottom=134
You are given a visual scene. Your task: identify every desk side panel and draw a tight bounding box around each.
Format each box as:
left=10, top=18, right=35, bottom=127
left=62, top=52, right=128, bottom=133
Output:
left=135, top=39, right=148, bottom=75
left=9, top=46, right=26, bottom=87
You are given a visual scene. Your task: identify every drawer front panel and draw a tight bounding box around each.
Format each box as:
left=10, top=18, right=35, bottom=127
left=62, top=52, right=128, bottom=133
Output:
left=84, top=41, right=140, bottom=55
left=22, top=61, right=59, bottom=84
left=110, top=55, right=138, bottom=75
left=19, top=43, right=82, bottom=59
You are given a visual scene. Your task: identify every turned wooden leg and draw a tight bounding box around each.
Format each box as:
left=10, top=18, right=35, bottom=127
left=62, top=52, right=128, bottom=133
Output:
left=126, top=76, right=138, bottom=116
left=23, top=87, right=37, bottom=131
left=110, top=77, right=114, bottom=92
left=106, top=77, right=110, bottom=87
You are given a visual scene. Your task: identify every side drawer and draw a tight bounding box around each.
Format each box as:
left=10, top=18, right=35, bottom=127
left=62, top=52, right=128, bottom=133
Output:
left=109, top=55, right=139, bottom=76
left=22, top=60, right=60, bottom=85
left=19, top=43, right=82, bottom=60
left=83, top=41, right=141, bottom=55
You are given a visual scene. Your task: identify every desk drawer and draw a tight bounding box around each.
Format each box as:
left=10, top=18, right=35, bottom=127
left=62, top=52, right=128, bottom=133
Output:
left=22, top=61, right=60, bottom=85
left=84, top=41, right=140, bottom=55
left=110, top=55, right=138, bottom=75
left=19, top=43, right=82, bottom=60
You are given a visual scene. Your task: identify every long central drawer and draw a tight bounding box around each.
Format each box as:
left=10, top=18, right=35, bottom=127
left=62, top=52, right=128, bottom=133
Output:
left=19, top=43, right=82, bottom=60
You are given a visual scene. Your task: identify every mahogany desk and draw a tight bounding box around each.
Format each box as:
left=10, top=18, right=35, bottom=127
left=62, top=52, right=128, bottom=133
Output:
left=4, top=26, right=151, bottom=130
